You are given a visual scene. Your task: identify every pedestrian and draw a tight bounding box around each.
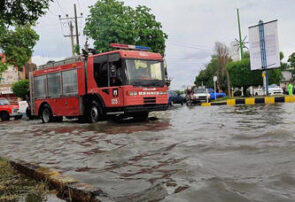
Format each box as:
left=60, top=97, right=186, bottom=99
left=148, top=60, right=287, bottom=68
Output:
left=288, top=82, right=293, bottom=96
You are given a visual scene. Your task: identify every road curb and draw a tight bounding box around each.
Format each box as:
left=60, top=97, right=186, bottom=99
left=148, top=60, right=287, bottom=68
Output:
left=200, top=95, right=295, bottom=107
left=9, top=160, right=113, bottom=202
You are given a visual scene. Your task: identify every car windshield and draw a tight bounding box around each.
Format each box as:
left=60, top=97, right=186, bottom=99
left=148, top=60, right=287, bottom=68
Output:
left=0, top=99, right=10, bottom=105
left=194, top=88, right=207, bottom=93
left=125, top=59, right=165, bottom=86
left=269, top=84, right=278, bottom=88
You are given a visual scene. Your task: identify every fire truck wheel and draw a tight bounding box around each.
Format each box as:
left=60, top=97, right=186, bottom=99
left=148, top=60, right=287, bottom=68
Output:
left=41, top=107, right=53, bottom=123
left=88, top=101, right=102, bottom=123
left=0, top=111, right=10, bottom=121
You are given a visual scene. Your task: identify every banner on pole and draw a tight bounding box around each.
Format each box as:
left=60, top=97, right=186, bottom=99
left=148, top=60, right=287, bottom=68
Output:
left=248, top=20, right=280, bottom=70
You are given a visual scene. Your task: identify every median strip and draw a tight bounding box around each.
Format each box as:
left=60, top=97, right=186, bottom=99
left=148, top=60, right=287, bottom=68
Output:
left=198, top=95, right=295, bottom=107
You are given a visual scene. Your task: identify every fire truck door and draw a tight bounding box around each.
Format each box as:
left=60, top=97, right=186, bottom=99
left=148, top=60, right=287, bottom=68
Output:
left=101, top=86, right=123, bottom=107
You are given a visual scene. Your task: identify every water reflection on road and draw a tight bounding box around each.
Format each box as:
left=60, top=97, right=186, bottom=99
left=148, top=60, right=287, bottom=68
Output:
left=0, top=104, right=295, bottom=201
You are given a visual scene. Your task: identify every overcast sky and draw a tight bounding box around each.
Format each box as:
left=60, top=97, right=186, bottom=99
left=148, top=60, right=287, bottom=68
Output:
left=32, top=0, right=295, bottom=89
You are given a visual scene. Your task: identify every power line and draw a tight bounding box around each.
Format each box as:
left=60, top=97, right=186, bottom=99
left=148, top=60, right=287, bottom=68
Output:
left=76, top=0, right=82, bottom=13
left=59, top=4, right=83, bottom=56
left=48, top=9, right=59, bottom=17
left=56, top=0, right=67, bottom=15
left=168, top=40, right=212, bottom=49
left=167, top=42, right=212, bottom=51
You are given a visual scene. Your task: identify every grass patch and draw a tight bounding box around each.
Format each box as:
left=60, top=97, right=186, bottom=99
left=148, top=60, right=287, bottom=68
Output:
left=0, top=157, right=50, bottom=201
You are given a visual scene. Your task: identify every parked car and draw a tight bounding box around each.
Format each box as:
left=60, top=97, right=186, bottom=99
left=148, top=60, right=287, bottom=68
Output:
left=207, top=88, right=226, bottom=100
left=253, top=84, right=283, bottom=96
left=0, top=98, right=22, bottom=121
left=168, top=90, right=184, bottom=106
left=192, top=87, right=210, bottom=102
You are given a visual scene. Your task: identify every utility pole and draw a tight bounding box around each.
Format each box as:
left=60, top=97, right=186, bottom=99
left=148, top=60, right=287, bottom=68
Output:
left=74, top=4, right=80, bottom=55
left=69, top=21, right=75, bottom=56
left=58, top=5, right=83, bottom=56
left=237, top=8, right=244, bottom=59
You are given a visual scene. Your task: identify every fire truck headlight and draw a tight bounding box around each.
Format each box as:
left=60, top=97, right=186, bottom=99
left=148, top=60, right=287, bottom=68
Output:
left=127, top=91, right=138, bottom=96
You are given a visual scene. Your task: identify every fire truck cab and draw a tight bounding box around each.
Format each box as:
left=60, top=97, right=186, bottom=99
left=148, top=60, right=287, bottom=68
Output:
left=29, top=44, right=168, bottom=123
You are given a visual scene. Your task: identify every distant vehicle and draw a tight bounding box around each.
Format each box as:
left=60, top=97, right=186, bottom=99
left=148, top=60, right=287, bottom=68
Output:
left=168, top=90, right=184, bottom=106
left=0, top=98, right=22, bottom=121
left=253, top=84, right=283, bottom=96
left=180, top=93, right=187, bottom=103
left=192, top=87, right=210, bottom=102
left=207, top=88, right=226, bottom=100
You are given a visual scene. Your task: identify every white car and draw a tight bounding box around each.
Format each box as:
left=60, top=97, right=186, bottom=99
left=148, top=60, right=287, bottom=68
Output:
left=253, top=84, right=283, bottom=96
left=193, top=88, right=210, bottom=102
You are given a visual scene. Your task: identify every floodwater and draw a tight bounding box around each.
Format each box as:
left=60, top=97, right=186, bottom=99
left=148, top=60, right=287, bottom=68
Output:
left=0, top=104, right=295, bottom=201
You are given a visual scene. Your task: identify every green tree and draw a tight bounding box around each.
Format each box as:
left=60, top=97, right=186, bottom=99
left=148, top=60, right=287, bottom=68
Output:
left=288, top=52, right=295, bottom=67
left=227, top=58, right=262, bottom=94
left=84, top=0, right=167, bottom=54
left=0, top=0, right=51, bottom=26
left=0, top=1, right=49, bottom=73
left=194, top=55, right=218, bottom=88
left=0, top=25, right=39, bottom=71
left=227, top=56, right=282, bottom=95
left=12, top=79, right=29, bottom=99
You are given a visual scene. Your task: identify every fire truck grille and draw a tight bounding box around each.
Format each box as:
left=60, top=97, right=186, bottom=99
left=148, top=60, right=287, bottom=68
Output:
left=144, top=97, right=156, bottom=105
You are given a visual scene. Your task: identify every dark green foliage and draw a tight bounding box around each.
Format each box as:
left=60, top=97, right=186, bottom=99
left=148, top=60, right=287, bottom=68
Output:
left=0, top=25, right=39, bottom=71
left=12, top=79, right=29, bottom=99
left=194, top=55, right=218, bottom=88
left=84, top=0, right=167, bottom=54
left=0, top=0, right=51, bottom=26
left=268, top=69, right=283, bottom=85
left=0, top=62, right=8, bottom=73
left=288, top=52, right=295, bottom=68
left=227, top=58, right=282, bottom=90
left=0, top=0, right=48, bottom=73
left=227, top=58, right=262, bottom=89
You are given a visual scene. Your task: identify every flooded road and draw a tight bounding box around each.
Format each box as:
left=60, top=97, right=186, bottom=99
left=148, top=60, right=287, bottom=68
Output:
left=0, top=104, right=295, bottom=201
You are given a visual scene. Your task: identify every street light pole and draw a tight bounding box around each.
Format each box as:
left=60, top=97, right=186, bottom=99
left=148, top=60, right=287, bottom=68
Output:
left=237, top=8, right=244, bottom=60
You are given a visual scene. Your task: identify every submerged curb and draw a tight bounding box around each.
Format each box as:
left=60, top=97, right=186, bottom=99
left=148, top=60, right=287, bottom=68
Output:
left=9, top=160, right=113, bottom=202
left=200, top=95, right=295, bottom=107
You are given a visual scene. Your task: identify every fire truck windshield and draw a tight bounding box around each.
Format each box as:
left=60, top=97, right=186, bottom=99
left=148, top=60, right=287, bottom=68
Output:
left=125, top=59, right=165, bottom=87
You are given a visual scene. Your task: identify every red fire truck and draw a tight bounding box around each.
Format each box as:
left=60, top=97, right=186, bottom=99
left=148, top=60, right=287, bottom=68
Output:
left=29, top=44, right=168, bottom=123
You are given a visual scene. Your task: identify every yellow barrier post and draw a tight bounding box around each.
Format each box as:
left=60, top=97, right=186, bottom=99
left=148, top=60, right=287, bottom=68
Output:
left=201, top=102, right=211, bottom=107
left=226, top=99, right=236, bottom=105
left=245, top=98, right=255, bottom=105
left=285, top=95, right=295, bottom=102
left=265, top=97, right=275, bottom=104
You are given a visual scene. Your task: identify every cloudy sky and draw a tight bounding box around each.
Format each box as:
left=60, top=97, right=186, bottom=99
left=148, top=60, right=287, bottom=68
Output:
left=32, top=0, right=295, bottom=89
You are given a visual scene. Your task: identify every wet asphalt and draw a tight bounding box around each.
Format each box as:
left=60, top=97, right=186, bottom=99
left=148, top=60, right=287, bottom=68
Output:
left=0, top=103, right=295, bottom=201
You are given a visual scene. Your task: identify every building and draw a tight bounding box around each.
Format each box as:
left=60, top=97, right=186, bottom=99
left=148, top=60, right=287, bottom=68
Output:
left=0, top=53, right=36, bottom=104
